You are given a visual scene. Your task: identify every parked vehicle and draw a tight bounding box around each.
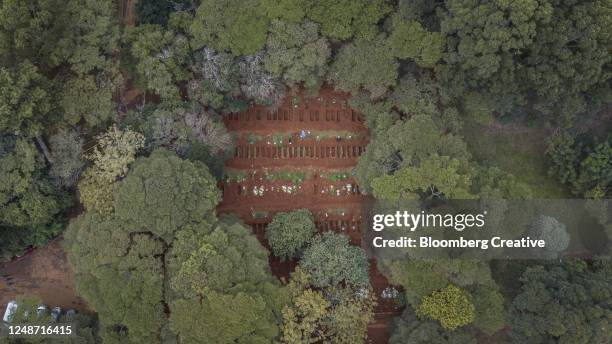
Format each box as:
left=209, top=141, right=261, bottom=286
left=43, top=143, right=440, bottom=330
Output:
left=2, top=300, right=17, bottom=324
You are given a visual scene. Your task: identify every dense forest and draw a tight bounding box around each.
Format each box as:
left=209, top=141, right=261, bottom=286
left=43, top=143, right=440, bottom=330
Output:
left=0, top=0, right=610, bottom=343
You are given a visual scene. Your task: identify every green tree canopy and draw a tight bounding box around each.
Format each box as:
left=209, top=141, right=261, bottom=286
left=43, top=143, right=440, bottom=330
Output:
left=67, top=149, right=283, bottom=343
left=437, top=0, right=611, bottom=117
left=0, top=0, right=119, bottom=131
left=189, top=0, right=269, bottom=56
left=299, top=232, right=369, bottom=288
left=415, top=284, right=475, bottom=330
left=371, top=155, right=475, bottom=200
left=281, top=268, right=375, bottom=344
left=509, top=260, right=612, bottom=343
left=0, top=137, right=64, bottom=228
left=307, top=0, right=391, bottom=40
left=388, top=15, right=443, bottom=68
left=328, top=36, right=398, bottom=99
left=266, top=209, right=316, bottom=261
left=264, top=19, right=330, bottom=89
left=389, top=307, right=477, bottom=344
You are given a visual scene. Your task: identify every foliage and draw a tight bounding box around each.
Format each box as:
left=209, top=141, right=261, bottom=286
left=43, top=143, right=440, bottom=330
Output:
left=0, top=0, right=120, bottom=131
left=416, top=284, right=475, bottom=331
left=49, top=130, right=85, bottom=188
left=509, top=260, right=612, bottom=343
left=141, top=103, right=233, bottom=157
left=190, top=0, right=269, bottom=56
left=0, top=61, right=51, bottom=137
left=380, top=259, right=505, bottom=335
left=547, top=133, right=611, bottom=197
left=388, top=15, right=443, bottom=68
left=262, top=0, right=309, bottom=22
left=328, top=36, right=398, bottom=99
left=527, top=215, right=570, bottom=255
left=169, top=219, right=283, bottom=344
left=85, top=125, right=145, bottom=182
left=389, top=308, right=477, bottom=344
left=112, top=150, right=219, bottom=239
left=239, top=53, right=285, bottom=106
left=266, top=209, right=316, bottom=260
left=125, top=24, right=188, bottom=102
left=281, top=268, right=375, bottom=344
left=371, top=155, right=475, bottom=200
left=300, top=232, right=369, bottom=288
left=66, top=149, right=279, bottom=343
left=0, top=137, right=65, bottom=228
left=77, top=125, right=144, bottom=214
left=264, top=19, right=330, bottom=89
left=136, top=0, right=192, bottom=27
left=437, top=0, right=611, bottom=117
left=307, top=0, right=391, bottom=40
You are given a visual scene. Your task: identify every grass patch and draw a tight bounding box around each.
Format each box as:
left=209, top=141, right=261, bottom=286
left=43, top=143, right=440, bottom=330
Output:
left=247, top=133, right=263, bottom=145
left=462, top=120, right=570, bottom=198
left=225, top=170, right=247, bottom=183
left=321, top=170, right=352, bottom=182
left=251, top=210, right=269, bottom=219
left=265, top=170, right=306, bottom=185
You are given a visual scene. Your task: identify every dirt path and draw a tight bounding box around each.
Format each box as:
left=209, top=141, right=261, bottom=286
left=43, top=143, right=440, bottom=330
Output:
left=218, top=86, right=402, bottom=343
left=0, top=239, right=88, bottom=313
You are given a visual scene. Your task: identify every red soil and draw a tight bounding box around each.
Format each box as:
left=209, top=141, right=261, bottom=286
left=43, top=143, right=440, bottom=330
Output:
left=0, top=239, right=88, bottom=313
left=218, top=86, right=401, bottom=343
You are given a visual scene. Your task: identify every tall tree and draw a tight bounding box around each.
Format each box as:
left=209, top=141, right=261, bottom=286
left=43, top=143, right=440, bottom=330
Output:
left=509, top=260, right=612, bottom=343
left=307, top=0, right=391, bottom=40
left=189, top=0, right=270, bottom=56
left=266, top=209, right=316, bottom=261
left=67, top=149, right=284, bottom=343
left=328, top=36, right=398, bottom=99
left=264, top=19, right=330, bottom=89
left=300, top=232, right=369, bottom=288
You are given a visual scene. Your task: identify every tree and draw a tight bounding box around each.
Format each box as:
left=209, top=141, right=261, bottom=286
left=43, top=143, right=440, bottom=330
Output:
left=547, top=132, right=611, bottom=197
left=388, top=15, right=443, bottom=68
left=0, top=61, right=51, bottom=137
left=171, top=290, right=280, bottom=344
left=371, top=155, right=475, bottom=200
left=264, top=19, right=330, bottom=89
left=437, top=0, right=611, bottom=117
left=0, top=137, right=65, bottom=228
left=188, top=47, right=243, bottom=111
left=509, top=260, right=612, bottom=343
left=189, top=0, right=269, bottom=56
left=125, top=24, right=188, bottom=102
left=261, top=0, right=309, bottom=22
left=78, top=125, right=145, bottom=214
left=281, top=268, right=375, bottom=344
left=136, top=0, right=192, bottom=27
left=527, top=215, right=570, bottom=256
left=307, top=0, right=391, bottom=40
left=300, top=232, right=369, bottom=288
left=67, top=149, right=283, bottom=343
left=416, top=284, right=475, bottom=331
left=389, top=307, right=477, bottom=344
left=0, top=0, right=120, bottom=130
left=169, top=219, right=284, bottom=344
left=239, top=53, right=285, bottom=106
left=379, top=259, right=505, bottom=335
left=49, top=130, right=85, bottom=188
left=328, top=36, right=398, bottom=99
left=266, top=209, right=316, bottom=261
left=355, top=110, right=470, bottom=193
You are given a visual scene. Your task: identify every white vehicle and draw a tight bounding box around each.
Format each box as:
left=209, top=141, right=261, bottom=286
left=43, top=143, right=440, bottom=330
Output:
left=50, top=307, right=61, bottom=322
left=3, top=300, right=18, bottom=324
